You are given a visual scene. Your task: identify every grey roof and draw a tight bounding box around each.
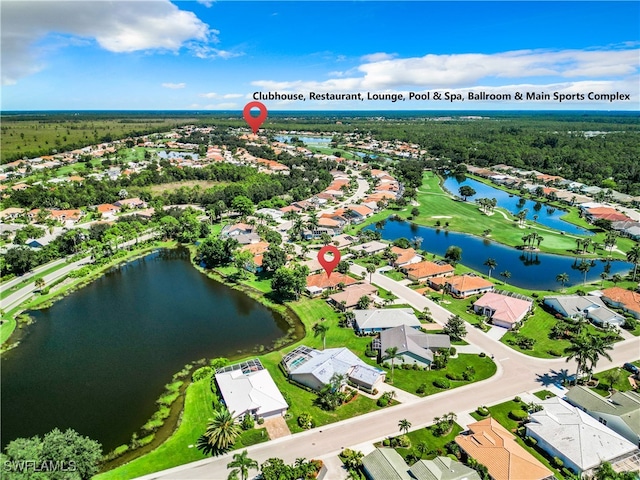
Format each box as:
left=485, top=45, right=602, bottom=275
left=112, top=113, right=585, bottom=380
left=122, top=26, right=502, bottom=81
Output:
left=362, top=448, right=412, bottom=480
left=409, top=456, right=481, bottom=480
left=288, top=347, right=383, bottom=389
left=354, top=308, right=421, bottom=331
left=565, top=387, right=640, bottom=437
left=526, top=397, right=637, bottom=471
left=544, top=295, right=623, bottom=326
left=380, top=325, right=450, bottom=363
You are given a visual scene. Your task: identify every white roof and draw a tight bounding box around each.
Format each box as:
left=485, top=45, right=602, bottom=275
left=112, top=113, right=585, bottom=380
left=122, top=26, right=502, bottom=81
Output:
left=527, top=397, right=637, bottom=471
left=215, top=369, right=288, bottom=419
left=354, top=308, right=421, bottom=330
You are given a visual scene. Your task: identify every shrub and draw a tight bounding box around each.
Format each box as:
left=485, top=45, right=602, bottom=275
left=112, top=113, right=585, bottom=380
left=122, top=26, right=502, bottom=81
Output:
left=526, top=436, right=538, bottom=446
left=446, top=372, right=464, bottom=381
left=397, top=435, right=410, bottom=448
left=547, top=349, right=563, bottom=357
left=433, top=378, right=451, bottom=389
left=509, top=409, right=529, bottom=421
left=377, top=397, right=389, bottom=407
left=364, top=348, right=377, bottom=358
left=416, top=383, right=427, bottom=395
left=513, top=396, right=521, bottom=403
left=382, top=439, right=390, bottom=447
left=476, top=406, right=489, bottom=417
left=241, top=413, right=255, bottom=430
left=257, top=417, right=264, bottom=425
left=479, top=352, right=486, bottom=357
left=192, top=366, right=213, bottom=382
left=298, top=413, right=315, bottom=430
left=553, top=457, right=564, bottom=468
left=449, top=347, right=457, bottom=356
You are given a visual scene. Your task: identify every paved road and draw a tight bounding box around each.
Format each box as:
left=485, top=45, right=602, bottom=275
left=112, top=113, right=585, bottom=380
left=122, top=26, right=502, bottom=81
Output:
left=1, top=257, right=68, bottom=291
left=136, top=265, right=640, bottom=480
left=1, top=233, right=158, bottom=313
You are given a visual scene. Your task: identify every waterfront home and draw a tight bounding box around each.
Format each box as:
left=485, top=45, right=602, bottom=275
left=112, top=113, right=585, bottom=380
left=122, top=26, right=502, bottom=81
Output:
left=601, top=287, right=640, bottom=319
left=473, top=292, right=532, bottom=330
left=389, top=246, right=422, bottom=268
left=378, top=325, right=450, bottom=368
left=282, top=345, right=385, bottom=393
left=402, top=260, right=453, bottom=282
left=350, top=241, right=387, bottom=256
left=328, top=283, right=378, bottom=310
left=305, top=272, right=358, bottom=295
left=353, top=308, right=421, bottom=335
left=239, top=241, right=269, bottom=272
left=455, top=418, right=553, bottom=480
left=214, top=360, right=288, bottom=420
left=565, top=386, right=640, bottom=447
left=544, top=295, right=625, bottom=328
left=430, top=274, right=494, bottom=299
left=526, top=397, right=638, bottom=476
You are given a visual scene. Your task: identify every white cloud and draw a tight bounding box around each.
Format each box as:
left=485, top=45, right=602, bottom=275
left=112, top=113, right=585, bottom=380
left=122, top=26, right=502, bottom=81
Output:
left=162, top=82, right=186, bottom=89
left=191, top=45, right=244, bottom=60
left=360, top=52, right=396, bottom=63
left=1, top=0, right=213, bottom=85
left=251, top=46, right=639, bottom=94
left=196, top=0, right=215, bottom=7
left=199, top=92, right=243, bottom=99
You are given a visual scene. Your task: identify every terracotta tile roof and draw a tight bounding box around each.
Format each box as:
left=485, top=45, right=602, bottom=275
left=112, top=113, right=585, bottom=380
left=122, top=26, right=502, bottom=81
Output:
left=404, top=261, right=454, bottom=279
left=50, top=209, right=82, bottom=221
left=306, top=272, right=358, bottom=290
left=328, top=284, right=378, bottom=308
left=318, top=217, right=342, bottom=228
left=391, top=246, right=417, bottom=265
left=601, top=287, right=640, bottom=315
left=97, top=203, right=120, bottom=213
left=455, top=419, right=552, bottom=480
left=240, top=241, right=270, bottom=255
left=447, top=274, right=494, bottom=293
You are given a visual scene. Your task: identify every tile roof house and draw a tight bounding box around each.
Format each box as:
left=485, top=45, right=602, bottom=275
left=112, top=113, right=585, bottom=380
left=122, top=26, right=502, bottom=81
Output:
left=96, top=203, right=121, bottom=217
left=305, top=272, right=358, bottom=294
left=353, top=308, right=421, bottom=335
left=402, top=261, right=454, bottom=282
left=362, top=449, right=481, bottom=480
left=215, top=367, right=288, bottom=420
left=455, top=418, right=553, bottom=480
left=601, top=287, right=640, bottom=319
left=363, top=447, right=411, bottom=480
left=114, top=197, right=147, bottom=209
left=328, top=283, right=378, bottom=310
left=220, top=222, right=254, bottom=238
left=473, top=292, right=532, bottom=330
left=389, top=246, right=422, bottom=268
left=564, top=386, right=640, bottom=447
left=526, top=397, right=638, bottom=475
left=379, top=325, right=450, bottom=368
left=409, top=456, right=482, bottom=480
left=283, top=346, right=385, bottom=393
left=543, top=295, right=625, bottom=328
left=441, top=275, right=494, bottom=298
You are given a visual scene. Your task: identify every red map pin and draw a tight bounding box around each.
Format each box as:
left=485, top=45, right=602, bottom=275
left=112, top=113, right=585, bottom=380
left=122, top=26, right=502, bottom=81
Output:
left=243, top=101, right=268, bottom=134
left=318, top=245, right=341, bottom=278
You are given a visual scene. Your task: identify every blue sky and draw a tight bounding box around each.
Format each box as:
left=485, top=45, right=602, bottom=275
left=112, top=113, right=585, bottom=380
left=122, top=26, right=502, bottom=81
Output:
left=1, top=1, right=638, bottom=110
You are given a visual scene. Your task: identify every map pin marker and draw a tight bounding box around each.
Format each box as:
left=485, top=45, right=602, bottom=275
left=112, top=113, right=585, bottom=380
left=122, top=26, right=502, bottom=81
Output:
left=318, top=245, right=341, bottom=278
left=243, top=101, right=268, bottom=134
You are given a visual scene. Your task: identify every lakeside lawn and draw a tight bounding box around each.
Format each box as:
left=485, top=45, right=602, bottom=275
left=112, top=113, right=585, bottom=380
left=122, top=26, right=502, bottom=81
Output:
left=95, top=379, right=268, bottom=480
left=400, top=172, right=633, bottom=260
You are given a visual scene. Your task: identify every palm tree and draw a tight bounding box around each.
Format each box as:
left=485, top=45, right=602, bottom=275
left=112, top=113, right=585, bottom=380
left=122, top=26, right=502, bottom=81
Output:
left=586, top=335, right=614, bottom=382
left=612, top=273, right=623, bottom=285
left=416, top=441, right=429, bottom=459
left=556, top=272, right=569, bottom=290
left=576, top=259, right=594, bottom=285
left=313, top=322, right=329, bottom=350
left=600, top=272, right=608, bottom=287
left=364, top=263, right=377, bottom=283
left=626, top=244, right=640, bottom=281
left=398, top=418, right=412, bottom=435
left=383, top=346, right=403, bottom=384
left=226, top=450, right=258, bottom=480
left=499, top=270, right=511, bottom=283
left=197, top=407, right=241, bottom=456
left=565, top=333, right=592, bottom=384
left=484, top=258, right=497, bottom=278
left=34, top=277, right=45, bottom=290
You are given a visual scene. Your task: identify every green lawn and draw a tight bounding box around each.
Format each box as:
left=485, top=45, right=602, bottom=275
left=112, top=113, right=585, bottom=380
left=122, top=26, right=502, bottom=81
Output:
left=95, top=379, right=267, bottom=480
left=384, top=270, right=406, bottom=281
left=395, top=423, right=463, bottom=461
left=381, top=354, right=496, bottom=397
left=590, top=361, right=640, bottom=396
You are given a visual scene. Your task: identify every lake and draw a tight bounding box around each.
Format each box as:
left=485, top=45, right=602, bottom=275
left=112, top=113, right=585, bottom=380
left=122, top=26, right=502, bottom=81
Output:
left=367, top=218, right=631, bottom=290
left=442, top=176, right=592, bottom=236
left=274, top=135, right=332, bottom=146
left=1, top=248, right=291, bottom=451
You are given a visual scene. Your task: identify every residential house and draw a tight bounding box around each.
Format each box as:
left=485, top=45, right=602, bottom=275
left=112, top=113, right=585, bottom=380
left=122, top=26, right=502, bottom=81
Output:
left=544, top=295, right=625, bottom=328
left=473, top=292, right=532, bottom=330
left=434, top=274, right=494, bottom=299
left=26, top=233, right=59, bottom=249
left=239, top=241, right=269, bottom=272
left=96, top=203, right=120, bottom=218
left=455, top=418, right=553, bottom=480
left=0, top=207, right=25, bottom=220
left=526, top=397, right=638, bottom=476
left=409, top=456, right=481, bottom=480
left=214, top=361, right=288, bottom=420
left=305, top=272, right=358, bottom=295
left=335, top=205, right=374, bottom=224
left=565, top=386, right=640, bottom=447
left=402, top=261, right=454, bottom=282
left=114, top=197, right=147, bottom=209
left=49, top=209, right=83, bottom=224
left=378, top=325, right=450, bottom=368
left=282, top=345, right=385, bottom=393
left=328, top=283, right=378, bottom=310
left=389, top=247, right=422, bottom=268
left=353, top=308, right=421, bottom=335
left=362, top=448, right=412, bottom=480
left=220, top=222, right=254, bottom=238
left=601, top=287, right=640, bottom=319
left=350, top=241, right=388, bottom=256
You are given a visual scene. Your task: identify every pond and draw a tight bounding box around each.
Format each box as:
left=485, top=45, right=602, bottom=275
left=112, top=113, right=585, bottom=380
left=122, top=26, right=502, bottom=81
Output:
left=274, top=135, right=332, bottom=146
left=442, top=176, right=593, bottom=236
left=367, top=218, right=631, bottom=290
left=1, top=248, right=292, bottom=451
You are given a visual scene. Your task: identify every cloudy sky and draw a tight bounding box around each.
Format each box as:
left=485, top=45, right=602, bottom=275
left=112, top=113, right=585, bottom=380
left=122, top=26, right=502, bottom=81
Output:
left=1, top=1, right=638, bottom=110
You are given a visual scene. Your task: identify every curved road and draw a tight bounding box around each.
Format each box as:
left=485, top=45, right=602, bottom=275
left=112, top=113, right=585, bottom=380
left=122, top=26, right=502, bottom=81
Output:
left=136, top=266, right=640, bottom=480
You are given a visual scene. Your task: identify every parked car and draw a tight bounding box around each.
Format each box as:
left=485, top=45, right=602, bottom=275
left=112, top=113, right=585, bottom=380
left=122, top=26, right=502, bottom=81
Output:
left=623, top=363, right=639, bottom=375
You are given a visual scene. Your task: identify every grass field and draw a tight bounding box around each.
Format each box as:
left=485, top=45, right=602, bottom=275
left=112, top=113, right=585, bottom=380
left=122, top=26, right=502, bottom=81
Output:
left=0, top=117, right=198, bottom=163
left=395, top=423, right=463, bottom=461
